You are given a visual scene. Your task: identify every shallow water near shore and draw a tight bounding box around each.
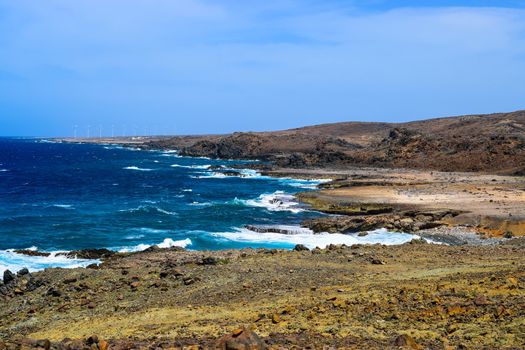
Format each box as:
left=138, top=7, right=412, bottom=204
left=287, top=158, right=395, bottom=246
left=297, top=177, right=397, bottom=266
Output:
left=0, top=138, right=419, bottom=273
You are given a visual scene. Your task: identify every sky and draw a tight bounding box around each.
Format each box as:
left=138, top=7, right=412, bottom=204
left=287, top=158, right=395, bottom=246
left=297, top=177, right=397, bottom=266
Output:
left=1, top=1, right=525, bottom=137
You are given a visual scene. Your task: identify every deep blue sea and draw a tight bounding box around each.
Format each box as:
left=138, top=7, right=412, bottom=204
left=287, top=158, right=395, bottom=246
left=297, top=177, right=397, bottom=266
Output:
left=0, top=138, right=416, bottom=273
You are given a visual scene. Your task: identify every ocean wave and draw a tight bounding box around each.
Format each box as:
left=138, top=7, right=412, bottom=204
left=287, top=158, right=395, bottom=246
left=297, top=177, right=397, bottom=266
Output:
left=0, top=249, right=98, bottom=275
left=182, top=189, right=193, bottom=192
left=124, top=234, right=146, bottom=240
left=118, top=238, right=192, bottom=252
left=171, top=164, right=211, bottom=170
left=119, top=205, right=178, bottom=216
left=189, top=201, right=212, bottom=207
left=0, top=169, right=9, bottom=172
left=51, top=204, right=75, bottom=210
left=123, top=166, right=154, bottom=171
left=191, top=168, right=330, bottom=189
left=234, top=191, right=304, bottom=213
left=212, top=227, right=420, bottom=249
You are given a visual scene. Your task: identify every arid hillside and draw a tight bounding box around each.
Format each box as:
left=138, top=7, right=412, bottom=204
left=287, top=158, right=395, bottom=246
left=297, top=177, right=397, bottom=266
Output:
left=143, top=110, right=525, bottom=174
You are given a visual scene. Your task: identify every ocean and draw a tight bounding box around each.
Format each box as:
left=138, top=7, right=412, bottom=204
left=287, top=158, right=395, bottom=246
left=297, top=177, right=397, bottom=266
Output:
left=0, top=138, right=418, bottom=273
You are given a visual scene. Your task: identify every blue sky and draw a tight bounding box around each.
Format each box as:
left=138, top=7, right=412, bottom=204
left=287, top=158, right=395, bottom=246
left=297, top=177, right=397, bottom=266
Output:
left=1, top=1, right=525, bottom=136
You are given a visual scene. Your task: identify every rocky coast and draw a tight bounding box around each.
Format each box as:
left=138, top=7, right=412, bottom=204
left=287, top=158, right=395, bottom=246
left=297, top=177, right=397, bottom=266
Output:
left=13, top=110, right=523, bottom=348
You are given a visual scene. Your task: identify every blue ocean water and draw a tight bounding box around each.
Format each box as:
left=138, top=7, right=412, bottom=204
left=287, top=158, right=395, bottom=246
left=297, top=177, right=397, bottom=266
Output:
left=0, top=138, right=418, bottom=272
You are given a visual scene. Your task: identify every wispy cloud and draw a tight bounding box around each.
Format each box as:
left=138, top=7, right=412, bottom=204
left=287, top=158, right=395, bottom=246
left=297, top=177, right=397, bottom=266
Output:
left=0, top=1, right=524, bottom=136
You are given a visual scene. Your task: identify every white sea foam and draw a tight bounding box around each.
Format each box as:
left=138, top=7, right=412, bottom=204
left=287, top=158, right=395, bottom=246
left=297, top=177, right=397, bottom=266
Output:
left=118, top=238, right=192, bottom=252
left=212, top=227, right=421, bottom=249
left=0, top=249, right=98, bottom=275
left=134, top=227, right=172, bottom=234
left=124, top=234, right=146, bottom=240
left=119, top=206, right=178, bottom=216
left=236, top=191, right=304, bottom=213
left=171, top=164, right=211, bottom=170
left=123, top=166, right=154, bottom=171
left=190, top=201, right=212, bottom=207
left=191, top=167, right=329, bottom=189
left=0, top=169, right=9, bottom=172
left=182, top=189, right=193, bottom=192
left=52, top=204, right=74, bottom=210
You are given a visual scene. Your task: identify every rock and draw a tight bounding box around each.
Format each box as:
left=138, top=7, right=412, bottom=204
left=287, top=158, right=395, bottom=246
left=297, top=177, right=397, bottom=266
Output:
left=46, top=288, right=61, bottom=297
left=474, top=295, right=490, bottom=306
left=3, top=270, right=16, bottom=285
left=201, top=256, right=220, bottom=265
left=232, top=328, right=244, bottom=337
left=183, top=277, right=195, bottom=285
left=98, top=340, right=109, bottom=350
left=17, top=268, right=29, bottom=276
left=130, top=281, right=140, bottom=289
left=293, top=244, right=309, bottom=251
left=215, top=328, right=266, bottom=350
left=61, top=249, right=116, bottom=260
left=408, top=238, right=427, bottom=245
left=357, top=231, right=368, bottom=237
left=245, top=225, right=299, bottom=235
left=507, top=277, right=519, bottom=287
left=0, top=341, right=5, bottom=350
left=86, top=335, right=99, bottom=345
left=392, top=334, right=422, bottom=349
left=63, top=277, right=78, bottom=284
left=371, top=258, right=386, bottom=265
left=13, top=249, right=51, bottom=257
left=271, top=314, right=281, bottom=324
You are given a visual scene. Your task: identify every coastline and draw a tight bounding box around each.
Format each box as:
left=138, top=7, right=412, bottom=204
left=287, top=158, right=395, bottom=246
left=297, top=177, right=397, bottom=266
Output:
left=1, top=137, right=525, bottom=348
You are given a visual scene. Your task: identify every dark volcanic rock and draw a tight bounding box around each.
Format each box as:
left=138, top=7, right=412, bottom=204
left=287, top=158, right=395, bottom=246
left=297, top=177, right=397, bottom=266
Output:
left=61, top=249, right=116, bottom=260
left=17, top=268, right=29, bottom=276
left=13, top=249, right=51, bottom=257
left=293, top=244, right=310, bottom=251
left=3, top=270, right=15, bottom=285
left=244, top=225, right=303, bottom=235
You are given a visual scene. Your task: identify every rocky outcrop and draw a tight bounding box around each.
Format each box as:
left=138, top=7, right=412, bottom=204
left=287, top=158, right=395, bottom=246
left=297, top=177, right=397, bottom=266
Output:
left=303, top=210, right=462, bottom=234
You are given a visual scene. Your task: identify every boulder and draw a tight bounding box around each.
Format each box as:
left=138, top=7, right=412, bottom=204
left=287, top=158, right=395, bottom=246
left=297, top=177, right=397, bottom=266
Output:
left=3, top=270, right=15, bottom=285
left=17, top=268, right=30, bottom=276
left=215, top=328, right=266, bottom=350
left=293, top=244, right=309, bottom=251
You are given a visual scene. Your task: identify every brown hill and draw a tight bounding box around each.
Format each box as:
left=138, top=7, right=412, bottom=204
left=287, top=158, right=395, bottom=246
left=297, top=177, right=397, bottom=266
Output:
left=145, top=110, right=525, bottom=174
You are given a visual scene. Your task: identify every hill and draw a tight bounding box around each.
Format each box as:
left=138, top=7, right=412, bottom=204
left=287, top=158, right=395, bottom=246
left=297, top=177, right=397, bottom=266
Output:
left=144, top=110, right=525, bottom=174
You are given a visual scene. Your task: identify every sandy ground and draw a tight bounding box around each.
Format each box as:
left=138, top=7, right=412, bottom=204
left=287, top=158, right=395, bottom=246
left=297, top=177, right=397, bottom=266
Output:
left=265, top=167, right=525, bottom=237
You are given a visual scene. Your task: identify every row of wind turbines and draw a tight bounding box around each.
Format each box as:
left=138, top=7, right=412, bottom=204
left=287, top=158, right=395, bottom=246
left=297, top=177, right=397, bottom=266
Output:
left=72, top=125, right=162, bottom=138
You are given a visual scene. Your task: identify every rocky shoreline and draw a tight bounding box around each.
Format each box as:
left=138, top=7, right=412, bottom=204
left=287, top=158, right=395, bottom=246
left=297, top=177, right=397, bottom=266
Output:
left=1, top=238, right=524, bottom=349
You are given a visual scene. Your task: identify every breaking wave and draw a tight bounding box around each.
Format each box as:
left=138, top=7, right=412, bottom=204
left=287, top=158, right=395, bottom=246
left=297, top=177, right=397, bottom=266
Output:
left=117, top=238, right=192, bottom=252
left=0, top=249, right=98, bottom=275
left=123, top=166, right=154, bottom=171
left=211, top=227, right=421, bottom=249
left=234, top=191, right=304, bottom=213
